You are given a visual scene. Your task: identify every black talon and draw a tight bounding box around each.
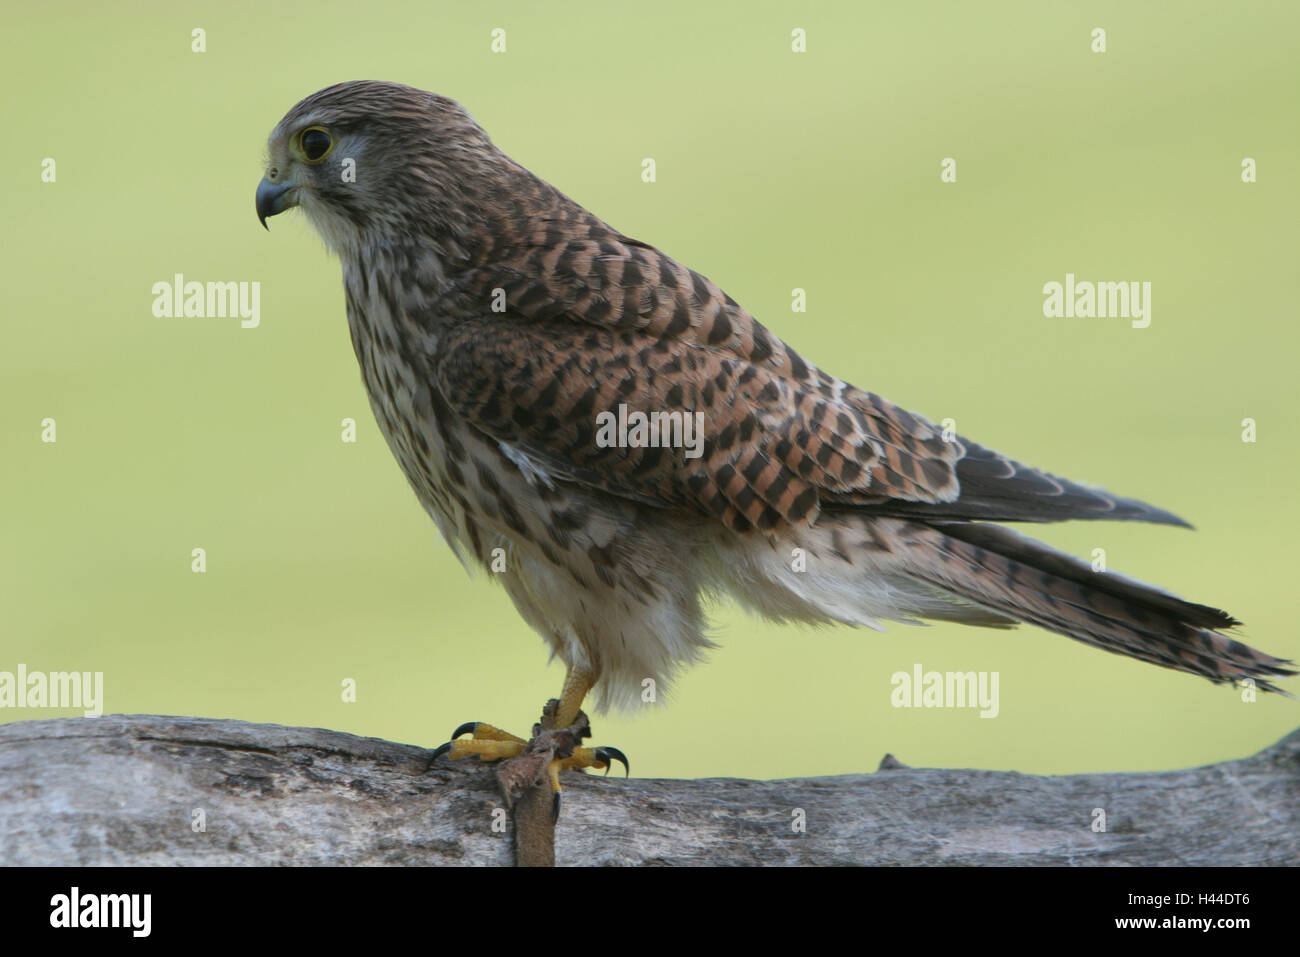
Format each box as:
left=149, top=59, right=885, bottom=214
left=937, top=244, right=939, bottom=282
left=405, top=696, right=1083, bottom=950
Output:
left=595, top=746, right=630, bottom=778
left=427, top=723, right=479, bottom=770
left=427, top=741, right=452, bottom=769
left=552, top=791, right=561, bottom=824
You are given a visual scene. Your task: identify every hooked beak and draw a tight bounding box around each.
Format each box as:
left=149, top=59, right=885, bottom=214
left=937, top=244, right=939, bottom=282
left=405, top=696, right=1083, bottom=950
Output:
left=256, top=177, right=297, bottom=229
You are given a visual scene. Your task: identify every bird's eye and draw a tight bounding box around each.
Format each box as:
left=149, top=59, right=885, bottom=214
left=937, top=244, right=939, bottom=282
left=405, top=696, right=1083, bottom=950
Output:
left=300, top=127, right=333, bottom=162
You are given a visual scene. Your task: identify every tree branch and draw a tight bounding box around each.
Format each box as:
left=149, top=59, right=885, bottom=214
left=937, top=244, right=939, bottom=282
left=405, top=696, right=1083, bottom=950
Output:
left=1, top=715, right=1296, bottom=865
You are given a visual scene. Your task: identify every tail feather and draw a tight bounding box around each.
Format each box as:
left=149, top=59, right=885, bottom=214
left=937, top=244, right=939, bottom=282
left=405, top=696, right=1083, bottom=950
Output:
left=895, top=520, right=1295, bottom=694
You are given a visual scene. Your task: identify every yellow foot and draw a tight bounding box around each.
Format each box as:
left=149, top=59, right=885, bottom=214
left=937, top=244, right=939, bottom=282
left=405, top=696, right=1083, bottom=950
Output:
left=429, top=712, right=629, bottom=819
left=430, top=722, right=527, bottom=763
left=543, top=746, right=628, bottom=813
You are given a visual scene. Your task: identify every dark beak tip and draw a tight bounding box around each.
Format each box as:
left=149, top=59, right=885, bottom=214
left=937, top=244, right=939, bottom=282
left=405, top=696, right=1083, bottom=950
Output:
left=256, top=178, right=293, bottom=230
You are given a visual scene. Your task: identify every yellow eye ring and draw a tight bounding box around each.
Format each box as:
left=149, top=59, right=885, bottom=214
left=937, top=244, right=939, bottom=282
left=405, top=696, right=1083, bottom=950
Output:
left=298, top=126, right=334, bottom=163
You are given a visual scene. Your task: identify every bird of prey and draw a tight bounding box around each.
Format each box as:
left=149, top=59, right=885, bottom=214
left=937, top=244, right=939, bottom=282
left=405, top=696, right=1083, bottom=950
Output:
left=256, top=81, right=1292, bottom=802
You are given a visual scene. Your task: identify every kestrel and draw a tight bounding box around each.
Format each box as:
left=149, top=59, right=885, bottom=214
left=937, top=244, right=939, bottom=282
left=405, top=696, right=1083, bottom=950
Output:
left=256, top=81, right=1292, bottom=803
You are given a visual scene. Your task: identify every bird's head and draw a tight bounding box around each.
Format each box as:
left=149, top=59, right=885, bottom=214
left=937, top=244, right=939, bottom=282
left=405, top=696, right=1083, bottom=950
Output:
left=256, top=81, right=507, bottom=258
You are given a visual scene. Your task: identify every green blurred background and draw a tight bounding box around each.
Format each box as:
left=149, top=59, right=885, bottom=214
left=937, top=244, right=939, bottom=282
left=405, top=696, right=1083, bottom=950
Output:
left=3, top=1, right=1296, bottom=780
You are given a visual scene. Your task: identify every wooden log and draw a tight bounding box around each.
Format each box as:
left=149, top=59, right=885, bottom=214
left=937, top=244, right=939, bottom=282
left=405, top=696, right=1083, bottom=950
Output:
left=1, top=715, right=1295, bottom=866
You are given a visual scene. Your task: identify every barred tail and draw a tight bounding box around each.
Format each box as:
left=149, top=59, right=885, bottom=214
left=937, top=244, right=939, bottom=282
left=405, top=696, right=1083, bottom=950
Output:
left=897, top=520, right=1295, bottom=694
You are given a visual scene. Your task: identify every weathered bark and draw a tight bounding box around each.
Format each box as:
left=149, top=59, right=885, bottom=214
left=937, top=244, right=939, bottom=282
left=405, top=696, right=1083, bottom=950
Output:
left=1, top=715, right=1296, bottom=866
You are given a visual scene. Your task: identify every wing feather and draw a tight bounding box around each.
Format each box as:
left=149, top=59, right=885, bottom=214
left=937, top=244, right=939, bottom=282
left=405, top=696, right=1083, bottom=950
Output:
left=433, top=227, right=1184, bottom=531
